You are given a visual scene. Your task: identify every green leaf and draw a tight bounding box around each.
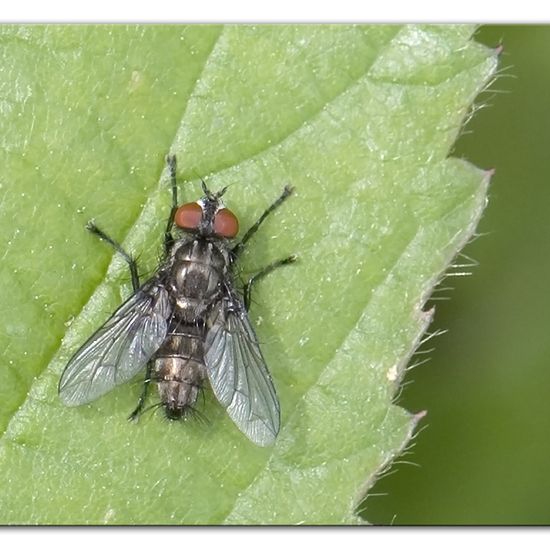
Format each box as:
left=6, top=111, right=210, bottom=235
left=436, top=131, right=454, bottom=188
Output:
left=0, top=24, right=497, bottom=524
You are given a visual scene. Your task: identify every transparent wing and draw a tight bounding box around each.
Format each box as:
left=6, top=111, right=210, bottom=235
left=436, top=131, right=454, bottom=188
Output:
left=59, top=281, right=172, bottom=406
left=204, top=294, right=280, bottom=446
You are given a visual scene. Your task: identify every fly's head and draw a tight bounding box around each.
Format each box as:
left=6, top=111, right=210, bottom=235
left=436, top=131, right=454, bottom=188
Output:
left=174, top=181, right=239, bottom=239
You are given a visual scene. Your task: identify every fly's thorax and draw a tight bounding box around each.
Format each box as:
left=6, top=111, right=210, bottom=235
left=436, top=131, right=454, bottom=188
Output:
left=154, top=356, right=205, bottom=419
left=168, top=237, right=231, bottom=319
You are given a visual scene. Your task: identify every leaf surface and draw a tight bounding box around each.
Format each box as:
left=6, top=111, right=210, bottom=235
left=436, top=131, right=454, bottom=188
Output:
left=0, top=25, right=497, bottom=524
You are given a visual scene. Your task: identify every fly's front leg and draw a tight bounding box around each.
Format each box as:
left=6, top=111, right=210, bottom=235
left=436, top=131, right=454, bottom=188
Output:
left=244, top=255, right=296, bottom=311
left=232, top=185, right=294, bottom=259
left=164, top=154, right=179, bottom=255
left=128, top=361, right=153, bottom=421
left=86, top=222, right=140, bottom=292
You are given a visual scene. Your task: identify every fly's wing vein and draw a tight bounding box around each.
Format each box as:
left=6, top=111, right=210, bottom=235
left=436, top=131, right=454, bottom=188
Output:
left=58, top=281, right=172, bottom=406
left=204, top=294, right=280, bottom=446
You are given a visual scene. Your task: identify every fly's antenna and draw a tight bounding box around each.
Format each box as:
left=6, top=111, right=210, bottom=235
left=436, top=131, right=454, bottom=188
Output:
left=191, top=168, right=214, bottom=199
left=202, top=180, right=229, bottom=201
left=201, top=177, right=214, bottom=199
left=215, top=185, right=229, bottom=199
left=194, top=170, right=232, bottom=201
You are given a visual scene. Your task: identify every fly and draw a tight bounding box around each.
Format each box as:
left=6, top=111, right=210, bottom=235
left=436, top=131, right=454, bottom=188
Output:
left=58, top=155, right=295, bottom=446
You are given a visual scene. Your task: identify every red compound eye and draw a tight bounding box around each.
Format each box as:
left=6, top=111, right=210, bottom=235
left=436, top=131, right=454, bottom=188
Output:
left=175, top=202, right=203, bottom=231
left=214, top=208, right=239, bottom=238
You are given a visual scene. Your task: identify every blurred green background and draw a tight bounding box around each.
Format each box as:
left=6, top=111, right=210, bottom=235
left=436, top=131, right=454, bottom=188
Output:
left=366, top=25, right=550, bottom=525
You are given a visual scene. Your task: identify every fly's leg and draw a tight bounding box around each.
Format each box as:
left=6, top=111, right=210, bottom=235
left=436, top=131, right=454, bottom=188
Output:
left=244, top=255, right=297, bottom=311
left=128, top=361, right=153, bottom=421
left=232, top=185, right=294, bottom=259
left=164, top=154, right=179, bottom=255
left=86, top=222, right=140, bottom=292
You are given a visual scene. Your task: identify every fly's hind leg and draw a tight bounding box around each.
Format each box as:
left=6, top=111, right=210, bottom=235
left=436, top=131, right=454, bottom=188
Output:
left=164, top=154, right=179, bottom=255
left=128, top=361, right=153, bottom=421
left=86, top=222, right=140, bottom=292
left=243, top=255, right=297, bottom=311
